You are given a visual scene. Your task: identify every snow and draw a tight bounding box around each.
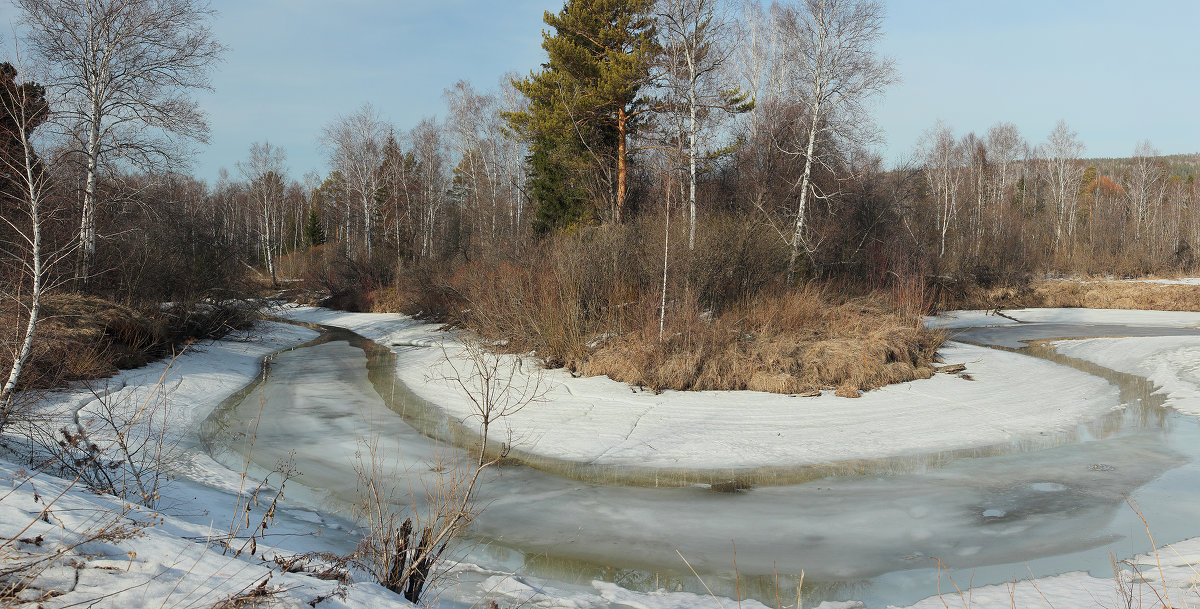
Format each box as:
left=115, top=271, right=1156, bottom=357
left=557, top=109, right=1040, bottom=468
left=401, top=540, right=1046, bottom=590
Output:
left=0, top=320, right=431, bottom=609
left=979, top=306, right=1200, bottom=327
left=925, top=309, right=1021, bottom=329
left=1055, top=335, right=1200, bottom=417
left=891, top=537, right=1200, bottom=609
left=478, top=575, right=779, bottom=609
left=0, top=456, right=410, bottom=609
left=275, top=305, right=1122, bottom=470
left=1130, top=276, right=1200, bottom=286
left=1048, top=275, right=1200, bottom=287
left=8, top=304, right=1200, bottom=609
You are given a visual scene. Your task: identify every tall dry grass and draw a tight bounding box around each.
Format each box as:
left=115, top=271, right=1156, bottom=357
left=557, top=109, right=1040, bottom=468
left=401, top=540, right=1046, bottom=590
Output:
left=354, top=214, right=945, bottom=396
left=582, top=286, right=941, bottom=396
left=945, top=277, right=1200, bottom=312
left=1, top=293, right=254, bottom=393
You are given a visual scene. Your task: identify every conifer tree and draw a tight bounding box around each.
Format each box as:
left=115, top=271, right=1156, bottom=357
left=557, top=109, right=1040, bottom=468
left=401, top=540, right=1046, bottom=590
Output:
left=507, top=0, right=662, bottom=227
left=304, top=205, right=326, bottom=247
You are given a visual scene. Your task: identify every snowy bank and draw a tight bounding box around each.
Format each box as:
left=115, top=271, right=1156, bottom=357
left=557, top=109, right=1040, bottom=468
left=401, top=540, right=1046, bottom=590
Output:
left=0, top=456, right=411, bottom=609
left=0, top=320, right=434, bottom=609
left=931, top=306, right=1200, bottom=329
left=275, top=306, right=1122, bottom=469
left=1056, top=335, right=1200, bottom=417
left=893, top=536, right=1200, bottom=609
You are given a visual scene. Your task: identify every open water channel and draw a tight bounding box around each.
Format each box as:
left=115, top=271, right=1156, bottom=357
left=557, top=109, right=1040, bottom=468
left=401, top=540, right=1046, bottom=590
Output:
left=199, top=320, right=1200, bottom=608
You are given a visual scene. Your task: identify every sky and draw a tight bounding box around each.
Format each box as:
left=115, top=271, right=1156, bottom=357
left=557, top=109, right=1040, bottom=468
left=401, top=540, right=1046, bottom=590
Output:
left=1, top=0, right=1198, bottom=184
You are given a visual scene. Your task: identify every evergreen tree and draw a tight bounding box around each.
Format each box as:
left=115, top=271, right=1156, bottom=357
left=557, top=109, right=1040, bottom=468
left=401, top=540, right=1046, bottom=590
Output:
left=312, top=171, right=347, bottom=249
left=507, top=0, right=662, bottom=228
left=304, top=205, right=326, bottom=247
left=528, top=134, right=589, bottom=233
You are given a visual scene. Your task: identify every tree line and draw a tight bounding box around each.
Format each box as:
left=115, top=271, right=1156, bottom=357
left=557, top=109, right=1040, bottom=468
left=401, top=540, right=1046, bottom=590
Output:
left=5, top=0, right=1200, bottom=411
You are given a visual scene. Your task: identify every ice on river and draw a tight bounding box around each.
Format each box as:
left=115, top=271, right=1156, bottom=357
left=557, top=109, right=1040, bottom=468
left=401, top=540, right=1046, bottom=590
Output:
left=204, top=310, right=1200, bottom=609
left=1055, top=335, right=1200, bottom=417
left=274, top=306, right=1126, bottom=471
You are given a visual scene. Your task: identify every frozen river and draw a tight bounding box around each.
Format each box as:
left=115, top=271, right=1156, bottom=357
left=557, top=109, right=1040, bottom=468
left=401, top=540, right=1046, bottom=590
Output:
left=200, top=318, right=1200, bottom=608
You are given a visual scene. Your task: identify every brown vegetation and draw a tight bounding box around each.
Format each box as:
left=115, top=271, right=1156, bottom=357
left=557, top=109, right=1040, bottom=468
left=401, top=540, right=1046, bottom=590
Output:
left=944, top=277, right=1200, bottom=312
left=326, top=214, right=946, bottom=397
left=0, top=293, right=254, bottom=391
left=581, top=289, right=941, bottom=395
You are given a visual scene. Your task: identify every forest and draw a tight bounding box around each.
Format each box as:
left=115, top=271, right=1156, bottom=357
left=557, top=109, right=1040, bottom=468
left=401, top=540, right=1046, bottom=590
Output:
left=5, top=1, right=1200, bottom=608
left=3, top=0, right=1199, bottom=415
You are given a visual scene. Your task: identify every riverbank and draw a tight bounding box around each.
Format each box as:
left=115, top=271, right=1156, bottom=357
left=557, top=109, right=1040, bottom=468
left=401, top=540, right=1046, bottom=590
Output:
left=275, top=305, right=1126, bottom=471
left=6, top=306, right=1200, bottom=608
left=0, top=320, right=415, bottom=608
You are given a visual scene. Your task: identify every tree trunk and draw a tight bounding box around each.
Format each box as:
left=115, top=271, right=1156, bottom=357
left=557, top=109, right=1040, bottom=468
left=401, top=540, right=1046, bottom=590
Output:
left=788, top=100, right=821, bottom=282
left=77, top=112, right=101, bottom=289
left=2, top=138, right=46, bottom=427
left=616, top=106, right=628, bottom=224
left=686, top=44, right=699, bottom=251
left=362, top=193, right=373, bottom=259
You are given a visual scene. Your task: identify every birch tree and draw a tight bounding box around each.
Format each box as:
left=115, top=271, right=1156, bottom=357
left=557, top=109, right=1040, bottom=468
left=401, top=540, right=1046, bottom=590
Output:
left=16, top=0, right=224, bottom=287
left=1125, top=140, right=1166, bottom=240
left=729, top=1, right=787, bottom=216
left=497, top=74, right=530, bottom=236
left=409, top=118, right=448, bottom=259
left=918, top=122, right=964, bottom=260
left=0, top=60, right=62, bottom=426
left=322, top=103, right=388, bottom=259
left=774, top=0, right=895, bottom=278
left=657, top=0, right=747, bottom=250
left=237, top=141, right=287, bottom=287
left=445, top=81, right=497, bottom=251
left=1041, top=120, right=1085, bottom=253
left=984, top=122, right=1023, bottom=238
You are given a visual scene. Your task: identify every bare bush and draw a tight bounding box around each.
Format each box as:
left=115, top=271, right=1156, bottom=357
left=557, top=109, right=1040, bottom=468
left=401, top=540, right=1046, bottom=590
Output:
left=351, top=337, right=545, bottom=604
left=44, top=353, right=187, bottom=507
left=0, top=470, right=142, bottom=604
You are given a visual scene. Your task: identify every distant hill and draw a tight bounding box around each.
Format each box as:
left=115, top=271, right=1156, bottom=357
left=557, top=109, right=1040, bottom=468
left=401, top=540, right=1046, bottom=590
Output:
left=1082, top=152, right=1200, bottom=180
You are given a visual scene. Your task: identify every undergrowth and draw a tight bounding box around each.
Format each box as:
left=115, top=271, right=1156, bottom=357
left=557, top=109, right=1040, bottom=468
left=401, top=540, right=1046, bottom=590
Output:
left=0, top=293, right=256, bottom=392
left=296, top=215, right=946, bottom=397
left=942, top=276, right=1200, bottom=312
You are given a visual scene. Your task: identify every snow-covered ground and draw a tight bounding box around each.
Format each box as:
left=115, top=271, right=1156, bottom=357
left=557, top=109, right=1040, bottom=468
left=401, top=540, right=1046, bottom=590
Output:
left=0, top=321, right=421, bottom=608
left=1056, top=335, right=1200, bottom=418
left=1047, top=275, right=1200, bottom=287
left=275, top=306, right=1124, bottom=470
left=7, top=305, right=1200, bottom=608
left=897, top=535, right=1200, bottom=609
left=932, top=306, right=1200, bottom=329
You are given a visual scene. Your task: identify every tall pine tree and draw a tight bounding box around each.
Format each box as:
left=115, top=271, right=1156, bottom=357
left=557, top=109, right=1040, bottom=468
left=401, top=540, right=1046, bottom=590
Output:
left=507, top=0, right=661, bottom=229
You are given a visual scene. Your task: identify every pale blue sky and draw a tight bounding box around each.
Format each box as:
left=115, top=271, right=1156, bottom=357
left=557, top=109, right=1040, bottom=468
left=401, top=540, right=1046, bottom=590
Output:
left=2, top=1, right=1198, bottom=183
left=879, top=1, right=1200, bottom=164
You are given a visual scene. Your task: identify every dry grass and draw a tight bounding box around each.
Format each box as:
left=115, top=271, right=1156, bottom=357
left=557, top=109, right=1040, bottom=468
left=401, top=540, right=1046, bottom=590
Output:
left=1, top=292, right=253, bottom=392
left=581, top=288, right=941, bottom=396
left=947, top=277, right=1200, bottom=312
left=355, top=218, right=944, bottom=396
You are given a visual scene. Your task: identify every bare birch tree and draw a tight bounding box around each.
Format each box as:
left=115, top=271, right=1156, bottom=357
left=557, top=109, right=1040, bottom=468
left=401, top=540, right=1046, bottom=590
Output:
left=497, top=74, right=529, bottom=236
left=1041, top=120, right=1085, bottom=253
left=16, top=0, right=224, bottom=288
left=984, top=122, right=1024, bottom=238
left=237, top=141, right=286, bottom=287
left=0, top=59, right=56, bottom=426
left=410, top=118, right=448, bottom=260
left=918, top=121, right=964, bottom=260
left=322, top=103, right=388, bottom=259
left=1126, top=139, right=1166, bottom=241
left=773, top=0, right=895, bottom=278
left=657, top=0, right=744, bottom=250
